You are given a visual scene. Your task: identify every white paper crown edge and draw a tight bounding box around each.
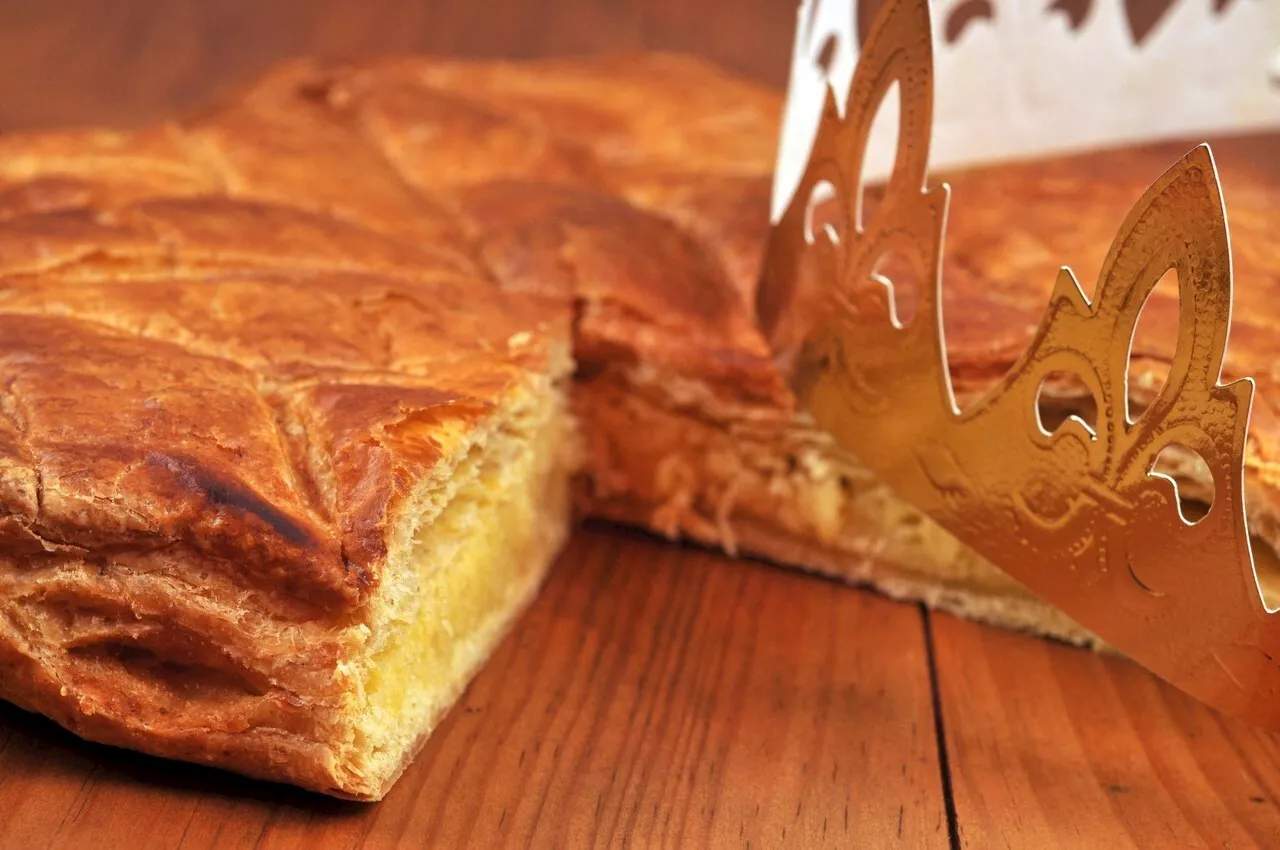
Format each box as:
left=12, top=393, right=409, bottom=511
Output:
left=772, top=0, right=1280, bottom=223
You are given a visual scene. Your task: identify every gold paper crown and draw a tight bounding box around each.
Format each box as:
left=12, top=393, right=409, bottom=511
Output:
left=760, top=0, right=1280, bottom=730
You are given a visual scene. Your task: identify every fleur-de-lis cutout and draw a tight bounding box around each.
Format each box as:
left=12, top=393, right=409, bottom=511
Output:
left=763, top=0, right=1280, bottom=730
left=1049, top=0, right=1240, bottom=46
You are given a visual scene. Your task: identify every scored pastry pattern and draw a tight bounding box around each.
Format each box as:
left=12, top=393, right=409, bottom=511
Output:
left=0, top=55, right=780, bottom=590
left=0, top=55, right=786, bottom=788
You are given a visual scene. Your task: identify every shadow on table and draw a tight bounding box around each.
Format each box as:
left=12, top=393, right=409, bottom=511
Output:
left=0, top=698, right=366, bottom=819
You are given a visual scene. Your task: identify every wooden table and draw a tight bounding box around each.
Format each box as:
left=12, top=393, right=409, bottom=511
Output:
left=4, top=526, right=1280, bottom=847
left=1, top=1, right=1279, bottom=847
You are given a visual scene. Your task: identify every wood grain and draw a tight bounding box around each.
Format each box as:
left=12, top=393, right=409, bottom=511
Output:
left=0, top=0, right=795, bottom=131
left=0, top=0, right=1193, bottom=131
left=931, top=612, right=1280, bottom=849
left=0, top=527, right=949, bottom=849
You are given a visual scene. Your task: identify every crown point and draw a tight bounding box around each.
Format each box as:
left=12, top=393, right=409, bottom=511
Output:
left=1169, top=143, right=1224, bottom=200
left=1050, top=266, right=1089, bottom=311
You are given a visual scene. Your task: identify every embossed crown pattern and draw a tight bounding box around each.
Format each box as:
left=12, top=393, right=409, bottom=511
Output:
left=759, top=0, right=1280, bottom=730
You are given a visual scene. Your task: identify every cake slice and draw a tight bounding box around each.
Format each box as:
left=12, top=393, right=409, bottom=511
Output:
left=245, top=55, right=1280, bottom=646
left=0, top=152, right=576, bottom=799
left=239, top=55, right=1076, bottom=637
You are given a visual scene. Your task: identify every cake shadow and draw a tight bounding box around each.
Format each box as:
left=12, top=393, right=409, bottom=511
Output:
left=0, top=698, right=367, bottom=817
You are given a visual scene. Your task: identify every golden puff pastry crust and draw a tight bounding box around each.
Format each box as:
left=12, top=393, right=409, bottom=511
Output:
left=0, top=151, right=576, bottom=798
left=0, top=48, right=1276, bottom=799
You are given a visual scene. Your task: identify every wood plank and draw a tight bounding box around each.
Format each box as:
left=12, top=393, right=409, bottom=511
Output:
left=930, top=611, right=1280, bottom=849
left=0, top=527, right=948, bottom=848
left=0, top=0, right=1198, bottom=132
left=0, top=0, right=795, bottom=131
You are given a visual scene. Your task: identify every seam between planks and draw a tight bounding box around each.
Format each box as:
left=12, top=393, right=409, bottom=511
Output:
left=921, top=605, right=962, bottom=850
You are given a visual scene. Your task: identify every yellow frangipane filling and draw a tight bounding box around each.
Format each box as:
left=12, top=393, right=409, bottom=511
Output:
left=357, top=397, right=570, bottom=769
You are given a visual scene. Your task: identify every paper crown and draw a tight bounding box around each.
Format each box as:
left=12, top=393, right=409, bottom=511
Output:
left=761, top=0, right=1280, bottom=731
left=771, top=0, right=1280, bottom=221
